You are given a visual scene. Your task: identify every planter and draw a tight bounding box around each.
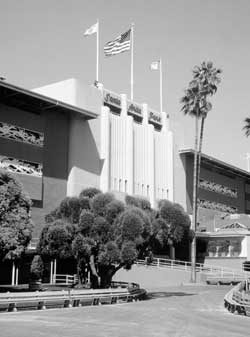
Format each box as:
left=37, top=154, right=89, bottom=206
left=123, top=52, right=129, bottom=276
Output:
left=29, top=280, right=42, bottom=291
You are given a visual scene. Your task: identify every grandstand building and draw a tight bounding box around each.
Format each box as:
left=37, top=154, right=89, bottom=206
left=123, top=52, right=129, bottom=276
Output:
left=0, top=78, right=173, bottom=238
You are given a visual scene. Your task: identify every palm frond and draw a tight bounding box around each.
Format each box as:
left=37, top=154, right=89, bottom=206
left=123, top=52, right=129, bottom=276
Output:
left=243, top=117, right=250, bottom=137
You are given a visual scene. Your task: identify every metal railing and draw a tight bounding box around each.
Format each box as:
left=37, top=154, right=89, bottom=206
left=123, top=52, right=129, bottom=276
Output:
left=136, top=257, right=250, bottom=279
left=52, top=274, right=78, bottom=285
left=224, top=281, right=250, bottom=316
left=0, top=281, right=146, bottom=313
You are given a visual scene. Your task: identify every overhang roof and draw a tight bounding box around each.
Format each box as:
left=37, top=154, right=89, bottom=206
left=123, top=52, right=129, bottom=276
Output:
left=0, top=80, right=98, bottom=120
left=179, top=148, right=250, bottom=180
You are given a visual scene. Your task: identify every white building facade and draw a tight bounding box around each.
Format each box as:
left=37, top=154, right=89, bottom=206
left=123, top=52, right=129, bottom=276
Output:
left=34, top=79, right=174, bottom=207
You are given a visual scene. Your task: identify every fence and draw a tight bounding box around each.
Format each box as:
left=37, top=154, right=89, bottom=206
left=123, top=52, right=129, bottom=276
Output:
left=52, top=274, right=78, bottom=285
left=136, top=257, right=250, bottom=280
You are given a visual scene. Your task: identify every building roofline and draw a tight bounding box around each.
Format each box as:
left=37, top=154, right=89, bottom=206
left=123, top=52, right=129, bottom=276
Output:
left=0, top=80, right=98, bottom=120
left=179, top=148, right=250, bottom=180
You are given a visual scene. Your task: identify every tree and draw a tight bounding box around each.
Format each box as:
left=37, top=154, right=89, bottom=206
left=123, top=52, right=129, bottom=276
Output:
left=0, top=169, right=33, bottom=261
left=180, top=61, right=221, bottom=282
left=30, top=255, right=44, bottom=281
left=39, top=188, right=191, bottom=288
left=243, top=117, right=250, bottom=137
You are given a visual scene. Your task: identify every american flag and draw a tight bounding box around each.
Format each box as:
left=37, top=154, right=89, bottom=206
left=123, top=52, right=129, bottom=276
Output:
left=104, top=29, right=131, bottom=56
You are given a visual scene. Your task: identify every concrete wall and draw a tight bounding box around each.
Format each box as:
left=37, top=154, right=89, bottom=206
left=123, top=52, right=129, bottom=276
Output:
left=113, top=264, right=201, bottom=288
left=183, top=154, right=247, bottom=215
left=33, top=78, right=103, bottom=116
left=204, top=257, right=246, bottom=270
left=67, top=116, right=101, bottom=196
left=0, top=103, right=69, bottom=237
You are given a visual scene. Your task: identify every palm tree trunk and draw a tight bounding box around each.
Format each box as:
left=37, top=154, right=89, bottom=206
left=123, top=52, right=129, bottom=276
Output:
left=191, top=114, right=199, bottom=282
left=197, top=117, right=205, bottom=196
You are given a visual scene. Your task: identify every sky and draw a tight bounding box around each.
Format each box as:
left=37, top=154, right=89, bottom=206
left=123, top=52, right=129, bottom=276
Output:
left=1, top=0, right=250, bottom=170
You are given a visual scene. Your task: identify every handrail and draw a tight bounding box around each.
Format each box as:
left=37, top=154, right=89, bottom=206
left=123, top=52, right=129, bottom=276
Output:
left=137, top=257, right=250, bottom=279
left=0, top=281, right=146, bottom=313
left=52, top=274, right=78, bottom=285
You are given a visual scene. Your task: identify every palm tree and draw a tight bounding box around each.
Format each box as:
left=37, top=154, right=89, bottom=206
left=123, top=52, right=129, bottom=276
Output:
left=243, top=118, right=250, bottom=137
left=180, top=61, right=222, bottom=282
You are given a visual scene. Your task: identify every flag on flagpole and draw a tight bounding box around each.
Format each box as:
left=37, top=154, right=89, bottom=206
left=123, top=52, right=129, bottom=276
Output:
left=104, top=29, right=131, bottom=56
left=84, top=22, right=98, bottom=37
left=150, top=61, right=160, bottom=70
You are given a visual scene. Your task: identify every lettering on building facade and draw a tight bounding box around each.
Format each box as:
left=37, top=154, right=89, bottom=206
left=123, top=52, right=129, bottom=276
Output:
left=148, top=110, right=162, bottom=126
left=103, top=90, right=121, bottom=109
left=127, top=100, right=142, bottom=117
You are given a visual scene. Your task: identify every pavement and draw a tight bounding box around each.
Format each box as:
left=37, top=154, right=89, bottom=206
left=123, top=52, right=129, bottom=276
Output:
left=0, top=285, right=249, bottom=337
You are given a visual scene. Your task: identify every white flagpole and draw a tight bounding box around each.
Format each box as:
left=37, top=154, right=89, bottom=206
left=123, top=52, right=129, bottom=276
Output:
left=96, top=19, right=99, bottom=82
left=130, top=23, right=134, bottom=100
left=159, top=58, right=163, bottom=113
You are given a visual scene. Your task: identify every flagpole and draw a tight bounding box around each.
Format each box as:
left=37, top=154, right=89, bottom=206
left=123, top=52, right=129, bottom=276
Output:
left=159, top=58, right=163, bottom=113
left=130, top=23, right=134, bottom=100
left=96, top=19, right=99, bottom=81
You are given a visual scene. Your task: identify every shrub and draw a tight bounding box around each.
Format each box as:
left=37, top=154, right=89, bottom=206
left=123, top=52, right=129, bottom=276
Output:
left=0, top=169, right=33, bottom=260
left=125, top=195, right=140, bottom=208
left=45, top=207, right=61, bottom=223
left=120, top=241, right=138, bottom=268
left=207, top=241, right=217, bottom=253
left=58, top=197, right=80, bottom=223
left=78, top=210, right=95, bottom=235
left=105, top=200, right=125, bottom=224
left=79, top=196, right=91, bottom=210
left=30, top=255, right=44, bottom=281
left=159, top=200, right=190, bottom=245
left=79, top=187, right=101, bottom=199
left=91, top=216, right=111, bottom=243
left=72, top=234, right=95, bottom=260
left=152, top=217, right=169, bottom=246
left=91, top=192, right=114, bottom=216
left=118, top=209, right=144, bottom=243
left=128, top=206, right=152, bottom=239
left=125, top=195, right=151, bottom=211
left=98, top=241, right=120, bottom=265
left=44, top=220, right=74, bottom=259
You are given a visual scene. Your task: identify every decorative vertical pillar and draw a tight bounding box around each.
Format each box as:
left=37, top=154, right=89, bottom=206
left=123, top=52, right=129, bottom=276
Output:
left=148, top=123, right=155, bottom=206
left=100, top=106, right=110, bottom=192
left=11, top=262, right=15, bottom=286
left=167, top=131, right=174, bottom=201
left=121, top=94, right=127, bottom=117
left=142, top=103, right=148, bottom=125
left=50, top=261, right=53, bottom=284
left=15, top=266, right=19, bottom=285
left=53, top=259, right=57, bottom=284
left=126, top=115, right=134, bottom=194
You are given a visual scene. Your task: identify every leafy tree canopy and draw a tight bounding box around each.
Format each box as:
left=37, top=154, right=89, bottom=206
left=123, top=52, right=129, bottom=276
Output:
left=180, top=61, right=222, bottom=118
left=0, top=169, right=33, bottom=261
left=39, top=189, right=191, bottom=288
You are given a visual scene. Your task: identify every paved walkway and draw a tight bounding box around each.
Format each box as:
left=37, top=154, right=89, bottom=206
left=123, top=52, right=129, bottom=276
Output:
left=0, top=285, right=249, bottom=337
